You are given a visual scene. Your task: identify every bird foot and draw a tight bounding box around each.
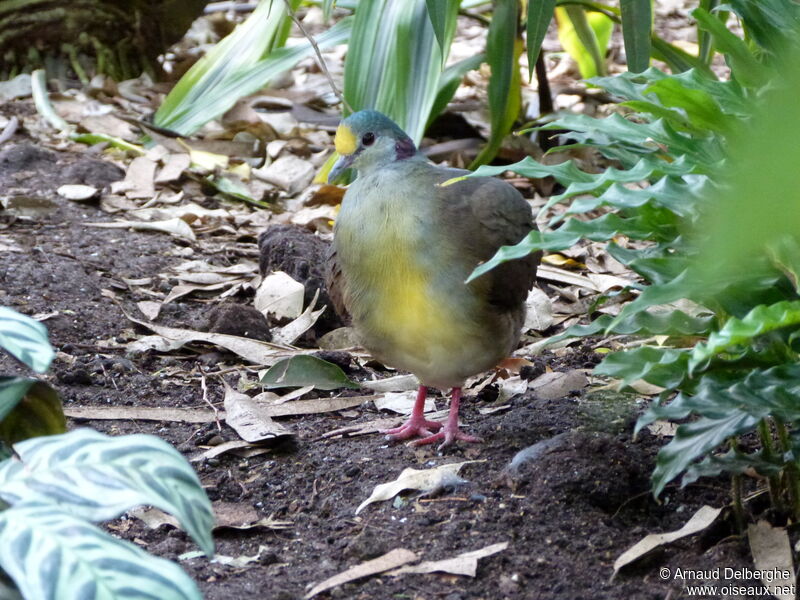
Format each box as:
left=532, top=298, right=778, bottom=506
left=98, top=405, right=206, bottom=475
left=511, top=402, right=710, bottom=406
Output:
left=381, top=416, right=443, bottom=441
left=408, top=426, right=483, bottom=451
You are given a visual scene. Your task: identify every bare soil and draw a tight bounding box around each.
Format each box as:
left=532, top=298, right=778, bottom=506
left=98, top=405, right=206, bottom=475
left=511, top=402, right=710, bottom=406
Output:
left=1, top=136, right=757, bottom=600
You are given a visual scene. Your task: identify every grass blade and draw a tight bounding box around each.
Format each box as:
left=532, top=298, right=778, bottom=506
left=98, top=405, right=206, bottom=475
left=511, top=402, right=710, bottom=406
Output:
left=620, top=0, right=651, bottom=72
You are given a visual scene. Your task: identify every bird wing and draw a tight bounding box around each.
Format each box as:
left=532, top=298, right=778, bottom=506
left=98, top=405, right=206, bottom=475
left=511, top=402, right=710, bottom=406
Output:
left=325, top=242, right=351, bottom=323
left=435, top=170, right=541, bottom=311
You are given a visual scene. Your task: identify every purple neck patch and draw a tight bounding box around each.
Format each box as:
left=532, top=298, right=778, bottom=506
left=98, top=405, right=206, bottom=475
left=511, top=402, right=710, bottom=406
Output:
left=395, top=136, right=417, bottom=160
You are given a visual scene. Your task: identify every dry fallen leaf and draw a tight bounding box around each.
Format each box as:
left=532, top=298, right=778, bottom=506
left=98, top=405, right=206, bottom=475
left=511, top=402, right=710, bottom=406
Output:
left=64, top=406, right=219, bottom=423
left=124, top=313, right=294, bottom=365
left=112, top=155, right=157, bottom=198
left=223, top=382, right=293, bottom=443
left=613, top=505, right=723, bottom=575
left=136, top=300, right=162, bottom=320
left=84, top=218, right=196, bottom=241
left=748, top=520, right=795, bottom=600
left=356, top=461, right=476, bottom=515
left=373, top=391, right=436, bottom=415
left=362, top=374, right=419, bottom=393
left=390, top=542, right=509, bottom=577
left=272, top=292, right=325, bottom=345
left=304, top=549, right=418, bottom=599
left=57, top=184, right=99, bottom=201
left=525, top=287, right=554, bottom=331
left=529, top=370, right=588, bottom=400
left=255, top=271, right=305, bottom=319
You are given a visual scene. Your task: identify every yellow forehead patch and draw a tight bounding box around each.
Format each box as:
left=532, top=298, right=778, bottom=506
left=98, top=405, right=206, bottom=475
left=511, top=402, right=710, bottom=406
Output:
left=335, top=124, right=357, bottom=155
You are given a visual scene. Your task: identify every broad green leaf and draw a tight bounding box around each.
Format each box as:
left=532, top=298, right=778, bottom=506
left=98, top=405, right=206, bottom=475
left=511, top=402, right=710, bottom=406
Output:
left=692, top=8, right=767, bottom=88
left=556, top=5, right=611, bottom=78
left=0, top=380, right=65, bottom=447
left=0, top=307, right=54, bottom=373
left=260, top=355, right=360, bottom=390
left=690, top=301, right=800, bottom=370
left=472, top=0, right=522, bottom=166
left=344, top=0, right=455, bottom=143
left=526, top=0, right=557, bottom=77
left=594, top=346, right=691, bottom=389
left=650, top=37, right=716, bottom=76
left=425, top=0, right=460, bottom=61
left=0, top=377, right=35, bottom=423
left=0, top=429, right=214, bottom=556
left=620, top=0, right=651, bottom=73
left=643, top=77, right=727, bottom=132
left=721, top=0, right=800, bottom=54
left=0, top=505, right=201, bottom=600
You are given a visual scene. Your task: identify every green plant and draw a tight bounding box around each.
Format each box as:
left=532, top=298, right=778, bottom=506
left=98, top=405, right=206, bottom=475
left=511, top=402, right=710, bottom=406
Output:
left=154, top=0, right=352, bottom=135
left=466, top=0, right=800, bottom=517
left=0, top=308, right=215, bottom=598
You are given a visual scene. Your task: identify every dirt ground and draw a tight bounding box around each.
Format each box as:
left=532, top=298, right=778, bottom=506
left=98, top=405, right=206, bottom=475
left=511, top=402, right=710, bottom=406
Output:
left=0, top=130, right=763, bottom=600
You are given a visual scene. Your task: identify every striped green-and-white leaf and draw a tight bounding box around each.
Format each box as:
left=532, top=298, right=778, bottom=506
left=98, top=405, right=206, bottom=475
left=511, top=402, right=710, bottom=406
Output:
left=155, top=0, right=352, bottom=136
left=344, top=0, right=460, bottom=143
left=0, top=429, right=214, bottom=556
left=0, top=505, right=201, bottom=600
left=0, top=307, right=54, bottom=374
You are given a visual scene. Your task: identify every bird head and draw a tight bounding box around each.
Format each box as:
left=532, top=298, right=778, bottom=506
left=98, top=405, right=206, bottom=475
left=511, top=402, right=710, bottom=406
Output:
left=328, top=110, right=417, bottom=182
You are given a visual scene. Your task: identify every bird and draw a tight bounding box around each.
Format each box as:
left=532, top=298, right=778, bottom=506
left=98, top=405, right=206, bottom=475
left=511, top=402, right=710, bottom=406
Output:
left=326, top=110, right=540, bottom=449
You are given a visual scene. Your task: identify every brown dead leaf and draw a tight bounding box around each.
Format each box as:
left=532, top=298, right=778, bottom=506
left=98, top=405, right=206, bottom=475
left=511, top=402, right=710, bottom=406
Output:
left=613, top=505, right=722, bottom=575
left=255, top=271, right=305, bottom=319
left=136, top=300, right=161, bottom=320
left=373, top=391, right=436, bottom=415
left=64, top=406, right=219, bottom=423
left=356, top=462, right=476, bottom=515
left=748, top=520, right=795, bottom=600
left=112, top=156, right=156, bottom=198
left=390, top=542, right=509, bottom=577
left=529, top=370, right=588, bottom=400
left=124, top=314, right=294, bottom=365
left=84, top=218, right=196, bottom=241
left=155, top=153, right=192, bottom=184
left=223, top=382, right=293, bottom=443
left=304, top=549, right=418, bottom=599
left=255, top=154, right=315, bottom=195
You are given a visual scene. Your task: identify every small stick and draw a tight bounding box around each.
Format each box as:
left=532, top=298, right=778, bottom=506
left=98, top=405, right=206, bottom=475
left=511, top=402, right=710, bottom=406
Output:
left=280, top=0, right=353, bottom=113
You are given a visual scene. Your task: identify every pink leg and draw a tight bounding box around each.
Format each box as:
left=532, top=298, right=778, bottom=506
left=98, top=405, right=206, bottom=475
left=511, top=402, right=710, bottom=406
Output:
left=409, top=387, right=483, bottom=450
left=381, top=386, right=443, bottom=441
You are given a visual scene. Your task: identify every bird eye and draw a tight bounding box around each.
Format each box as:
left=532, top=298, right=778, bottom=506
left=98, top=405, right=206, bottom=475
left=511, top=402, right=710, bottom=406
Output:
left=362, top=132, right=375, bottom=146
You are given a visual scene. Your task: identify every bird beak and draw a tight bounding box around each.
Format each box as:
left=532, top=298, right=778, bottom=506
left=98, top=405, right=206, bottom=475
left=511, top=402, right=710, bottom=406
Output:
left=328, top=153, right=355, bottom=184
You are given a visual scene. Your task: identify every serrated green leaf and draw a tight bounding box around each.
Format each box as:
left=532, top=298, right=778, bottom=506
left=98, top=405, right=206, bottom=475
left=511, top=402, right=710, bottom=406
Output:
left=0, top=307, right=54, bottom=374
left=620, top=0, right=651, bottom=73
left=260, top=355, right=360, bottom=390
left=560, top=309, right=714, bottom=339
left=0, top=505, right=201, bottom=600
left=526, top=0, right=557, bottom=77
left=690, top=300, right=800, bottom=370
left=0, top=429, right=214, bottom=556
left=682, top=448, right=785, bottom=488
left=642, top=364, right=800, bottom=495
left=467, top=212, right=671, bottom=283
left=0, top=380, right=65, bottom=446
left=643, top=77, right=727, bottom=132
left=595, top=346, right=691, bottom=389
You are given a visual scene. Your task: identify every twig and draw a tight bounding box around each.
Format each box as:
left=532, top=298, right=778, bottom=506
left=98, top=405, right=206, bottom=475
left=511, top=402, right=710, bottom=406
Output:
left=280, top=0, right=353, bottom=113
left=199, top=366, right=222, bottom=431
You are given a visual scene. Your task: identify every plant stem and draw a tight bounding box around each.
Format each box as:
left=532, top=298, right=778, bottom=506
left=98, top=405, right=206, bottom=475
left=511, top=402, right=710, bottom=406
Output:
left=774, top=418, right=800, bottom=522
left=731, top=473, right=745, bottom=534
left=758, top=418, right=785, bottom=515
